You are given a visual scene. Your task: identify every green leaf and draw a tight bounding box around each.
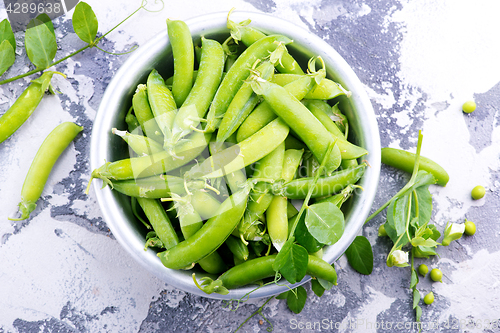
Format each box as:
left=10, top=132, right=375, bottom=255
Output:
left=318, top=276, right=335, bottom=290
left=25, top=18, right=57, bottom=69
left=276, top=291, right=289, bottom=300
left=72, top=2, right=98, bottom=44
left=412, top=184, right=433, bottom=227
left=427, top=225, right=441, bottom=241
left=295, top=213, right=324, bottom=253
left=0, top=19, right=16, bottom=51
left=411, top=237, right=439, bottom=247
left=305, top=202, right=344, bottom=245
left=345, top=236, right=373, bottom=275
left=410, top=269, right=419, bottom=289
left=311, top=279, right=325, bottom=297
left=415, top=305, right=422, bottom=322
left=35, top=14, right=56, bottom=37
left=413, top=245, right=438, bottom=258
left=0, top=40, right=15, bottom=76
left=413, top=289, right=421, bottom=309
left=387, top=194, right=410, bottom=237
left=286, top=286, right=307, bottom=314
left=273, top=238, right=309, bottom=284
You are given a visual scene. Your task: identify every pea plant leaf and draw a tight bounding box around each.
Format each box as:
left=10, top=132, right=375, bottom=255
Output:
left=411, top=184, right=433, bottom=227
left=305, top=201, right=344, bottom=245
left=294, top=213, right=324, bottom=253
left=276, top=291, right=288, bottom=300
left=0, top=40, right=15, bottom=76
left=318, top=275, right=336, bottom=290
left=272, top=237, right=309, bottom=284
left=311, top=279, right=325, bottom=297
left=286, top=286, right=307, bottom=314
left=73, top=2, right=98, bottom=44
left=0, top=19, right=16, bottom=51
left=410, top=268, right=419, bottom=289
left=345, top=236, right=373, bottom=275
left=25, top=18, right=57, bottom=69
left=413, top=289, right=421, bottom=309
left=35, top=13, right=56, bottom=36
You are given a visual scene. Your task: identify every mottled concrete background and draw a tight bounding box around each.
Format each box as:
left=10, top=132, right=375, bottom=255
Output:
left=1, top=0, right=500, bottom=332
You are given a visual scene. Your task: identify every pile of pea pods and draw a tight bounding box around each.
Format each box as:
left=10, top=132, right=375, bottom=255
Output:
left=88, top=15, right=368, bottom=294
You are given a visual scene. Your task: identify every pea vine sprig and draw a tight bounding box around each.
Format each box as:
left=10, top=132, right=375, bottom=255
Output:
left=365, top=130, right=467, bottom=327
left=0, top=0, right=164, bottom=84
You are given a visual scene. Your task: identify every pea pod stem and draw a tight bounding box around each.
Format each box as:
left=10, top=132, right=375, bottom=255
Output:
left=9, top=122, right=83, bottom=220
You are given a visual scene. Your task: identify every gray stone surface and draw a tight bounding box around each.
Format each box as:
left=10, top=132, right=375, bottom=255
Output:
left=1, top=0, right=500, bottom=332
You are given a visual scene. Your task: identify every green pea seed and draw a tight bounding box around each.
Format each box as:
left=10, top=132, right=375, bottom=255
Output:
left=462, top=101, right=476, bottom=114
left=423, top=291, right=434, bottom=305
left=430, top=268, right=443, bottom=282
left=464, top=220, right=476, bottom=236
left=471, top=185, right=485, bottom=200
left=418, top=264, right=429, bottom=277
left=378, top=224, right=388, bottom=237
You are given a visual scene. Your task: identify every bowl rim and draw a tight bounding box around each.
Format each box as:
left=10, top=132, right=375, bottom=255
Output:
left=90, top=10, right=381, bottom=300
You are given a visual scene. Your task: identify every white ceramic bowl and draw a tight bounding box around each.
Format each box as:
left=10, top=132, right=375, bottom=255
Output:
left=90, top=11, right=381, bottom=300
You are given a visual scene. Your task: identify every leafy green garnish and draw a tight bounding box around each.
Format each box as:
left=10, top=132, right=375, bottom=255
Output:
left=345, top=236, right=373, bottom=275
left=305, top=201, right=344, bottom=245
left=73, top=2, right=99, bottom=44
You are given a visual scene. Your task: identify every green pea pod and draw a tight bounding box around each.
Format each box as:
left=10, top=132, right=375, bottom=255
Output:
left=0, top=71, right=63, bottom=143
left=125, top=107, right=140, bottom=133
left=340, top=158, right=359, bottom=170
left=169, top=37, right=225, bottom=148
left=88, top=131, right=211, bottom=187
left=271, top=74, right=350, bottom=100
left=205, top=34, right=292, bottom=132
left=276, top=163, right=366, bottom=199
left=302, top=99, right=367, bottom=160
left=186, top=118, right=289, bottom=179
left=209, top=140, right=247, bottom=194
left=137, top=198, right=179, bottom=249
left=236, top=70, right=324, bottom=143
left=147, top=69, right=177, bottom=149
left=112, top=128, right=164, bottom=156
left=9, top=122, right=83, bottom=220
left=167, top=19, right=194, bottom=106
left=225, top=235, right=250, bottom=261
left=195, top=254, right=336, bottom=293
left=158, top=186, right=251, bottom=270
left=216, top=60, right=275, bottom=143
left=250, top=78, right=342, bottom=174
left=233, top=142, right=285, bottom=242
left=132, top=84, right=164, bottom=143
left=227, top=14, right=303, bottom=75
left=381, top=147, right=449, bottom=186
left=175, top=199, right=227, bottom=274
left=190, top=190, right=221, bottom=220
left=267, top=149, right=303, bottom=251
left=103, top=175, right=206, bottom=199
